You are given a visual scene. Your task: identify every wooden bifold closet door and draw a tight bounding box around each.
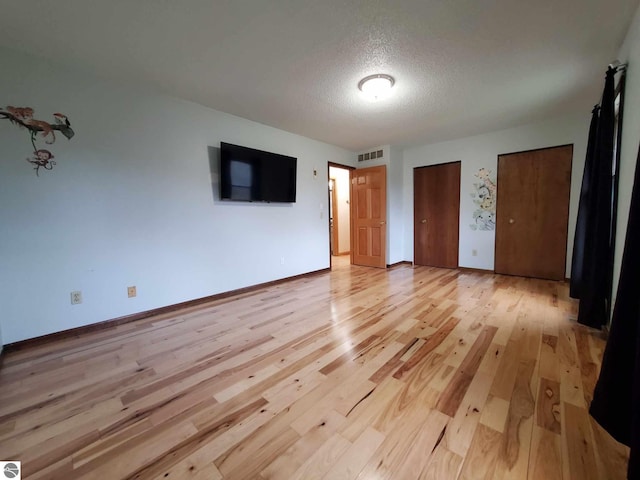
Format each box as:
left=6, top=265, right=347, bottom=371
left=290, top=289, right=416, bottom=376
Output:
left=495, top=145, right=572, bottom=280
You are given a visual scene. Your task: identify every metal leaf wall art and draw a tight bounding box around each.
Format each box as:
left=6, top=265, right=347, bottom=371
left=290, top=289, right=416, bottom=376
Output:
left=0, top=106, right=75, bottom=175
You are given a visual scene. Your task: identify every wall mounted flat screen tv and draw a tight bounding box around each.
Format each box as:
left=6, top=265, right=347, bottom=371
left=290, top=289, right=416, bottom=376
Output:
left=220, top=142, right=297, bottom=203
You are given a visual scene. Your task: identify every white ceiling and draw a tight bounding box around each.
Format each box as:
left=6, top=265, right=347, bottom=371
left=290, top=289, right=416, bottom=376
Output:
left=0, top=0, right=637, bottom=151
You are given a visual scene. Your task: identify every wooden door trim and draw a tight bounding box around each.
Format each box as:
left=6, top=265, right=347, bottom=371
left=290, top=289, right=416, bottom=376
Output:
left=413, top=160, right=462, bottom=170
left=328, top=162, right=355, bottom=170
left=496, top=143, right=574, bottom=158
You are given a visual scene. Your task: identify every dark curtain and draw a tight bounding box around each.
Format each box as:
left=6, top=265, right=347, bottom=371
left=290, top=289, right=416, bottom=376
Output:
left=590, top=141, right=640, bottom=479
left=570, top=105, right=600, bottom=298
left=577, top=67, right=617, bottom=328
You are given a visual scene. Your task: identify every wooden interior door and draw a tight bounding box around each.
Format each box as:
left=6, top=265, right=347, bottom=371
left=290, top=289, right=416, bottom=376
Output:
left=351, top=165, right=387, bottom=268
left=495, top=145, right=572, bottom=280
left=414, top=162, right=461, bottom=268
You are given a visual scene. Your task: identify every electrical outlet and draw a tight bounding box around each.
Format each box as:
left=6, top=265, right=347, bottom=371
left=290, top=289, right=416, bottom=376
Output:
left=70, top=291, right=82, bottom=305
left=280, top=257, right=285, bottom=265
left=472, top=249, right=478, bottom=256
left=128, top=286, right=137, bottom=298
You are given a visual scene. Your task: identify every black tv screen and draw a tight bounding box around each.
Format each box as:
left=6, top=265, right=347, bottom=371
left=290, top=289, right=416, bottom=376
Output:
left=220, top=142, right=297, bottom=203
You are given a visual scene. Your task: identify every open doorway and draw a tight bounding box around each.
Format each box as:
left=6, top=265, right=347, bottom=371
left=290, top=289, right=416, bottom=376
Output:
left=328, top=163, right=353, bottom=269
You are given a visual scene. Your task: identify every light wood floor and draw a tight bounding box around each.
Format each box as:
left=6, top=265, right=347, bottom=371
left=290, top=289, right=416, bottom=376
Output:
left=0, top=260, right=630, bottom=479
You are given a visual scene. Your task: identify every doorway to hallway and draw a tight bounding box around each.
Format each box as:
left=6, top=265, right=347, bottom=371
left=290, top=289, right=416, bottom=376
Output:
left=328, top=163, right=353, bottom=269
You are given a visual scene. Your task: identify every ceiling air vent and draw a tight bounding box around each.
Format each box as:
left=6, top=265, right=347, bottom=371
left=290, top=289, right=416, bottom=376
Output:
left=357, top=149, right=384, bottom=162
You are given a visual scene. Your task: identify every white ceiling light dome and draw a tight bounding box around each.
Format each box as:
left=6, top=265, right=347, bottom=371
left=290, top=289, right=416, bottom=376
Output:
left=358, top=74, right=395, bottom=100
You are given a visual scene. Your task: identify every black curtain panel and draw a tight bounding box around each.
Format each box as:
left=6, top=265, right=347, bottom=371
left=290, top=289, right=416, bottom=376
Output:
left=577, top=67, right=617, bottom=328
left=608, top=72, right=626, bottom=319
left=590, top=141, right=640, bottom=480
left=570, top=105, right=600, bottom=299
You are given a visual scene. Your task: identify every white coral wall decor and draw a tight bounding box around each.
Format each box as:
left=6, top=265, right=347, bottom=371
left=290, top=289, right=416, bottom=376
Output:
left=469, top=168, right=496, bottom=231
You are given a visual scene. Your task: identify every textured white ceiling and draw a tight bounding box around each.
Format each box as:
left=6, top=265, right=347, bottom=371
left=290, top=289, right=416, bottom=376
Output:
left=0, top=0, right=637, bottom=151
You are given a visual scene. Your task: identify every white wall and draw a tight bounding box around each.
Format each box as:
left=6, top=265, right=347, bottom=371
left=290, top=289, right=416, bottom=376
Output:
left=402, top=113, right=590, bottom=272
left=329, top=166, right=351, bottom=254
left=612, top=5, right=640, bottom=310
left=388, top=146, right=405, bottom=265
left=0, top=47, right=354, bottom=344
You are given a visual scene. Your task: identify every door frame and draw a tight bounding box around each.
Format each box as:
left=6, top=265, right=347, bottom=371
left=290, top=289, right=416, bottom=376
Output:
left=327, top=162, right=355, bottom=269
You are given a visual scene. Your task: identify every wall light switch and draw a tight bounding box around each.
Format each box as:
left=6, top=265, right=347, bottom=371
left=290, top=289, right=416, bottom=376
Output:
left=128, top=286, right=137, bottom=298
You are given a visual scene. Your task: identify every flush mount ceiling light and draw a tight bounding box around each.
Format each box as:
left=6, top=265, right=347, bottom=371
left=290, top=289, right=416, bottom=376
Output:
left=358, top=74, right=395, bottom=100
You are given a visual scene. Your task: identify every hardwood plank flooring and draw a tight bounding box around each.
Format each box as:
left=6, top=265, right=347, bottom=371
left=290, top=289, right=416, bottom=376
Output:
left=0, top=257, right=629, bottom=479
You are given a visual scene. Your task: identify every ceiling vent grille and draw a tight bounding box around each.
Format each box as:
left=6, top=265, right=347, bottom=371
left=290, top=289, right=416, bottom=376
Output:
left=358, top=149, right=384, bottom=162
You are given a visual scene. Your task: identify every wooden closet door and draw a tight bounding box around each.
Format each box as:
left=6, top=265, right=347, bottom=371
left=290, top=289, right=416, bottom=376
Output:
left=495, top=145, right=572, bottom=280
left=414, top=162, right=461, bottom=268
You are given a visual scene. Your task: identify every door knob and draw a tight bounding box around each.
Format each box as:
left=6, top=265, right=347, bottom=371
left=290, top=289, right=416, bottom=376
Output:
left=421, top=219, right=427, bottom=224
left=380, top=221, right=386, bottom=225
left=509, top=218, right=515, bottom=224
